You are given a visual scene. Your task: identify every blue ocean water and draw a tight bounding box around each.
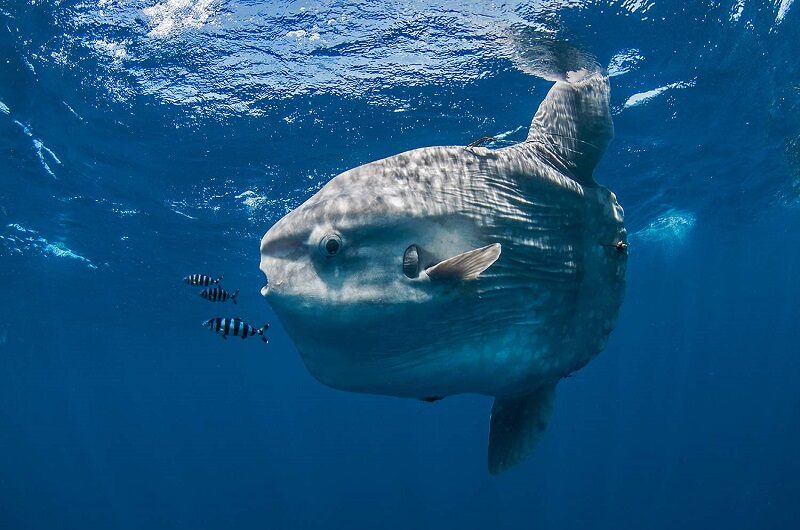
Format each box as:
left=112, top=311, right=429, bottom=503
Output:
left=1, top=0, right=799, bottom=528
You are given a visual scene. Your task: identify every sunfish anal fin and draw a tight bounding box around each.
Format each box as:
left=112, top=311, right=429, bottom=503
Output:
left=425, top=243, right=501, bottom=281
left=488, top=382, right=557, bottom=475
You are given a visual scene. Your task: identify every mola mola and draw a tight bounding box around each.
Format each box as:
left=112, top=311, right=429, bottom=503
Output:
left=259, top=72, right=627, bottom=474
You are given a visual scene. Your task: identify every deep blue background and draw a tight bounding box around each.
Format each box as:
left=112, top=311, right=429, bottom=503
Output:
left=1, top=1, right=799, bottom=529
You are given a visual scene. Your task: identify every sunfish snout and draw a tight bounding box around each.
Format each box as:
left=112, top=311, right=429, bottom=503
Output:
left=259, top=254, right=280, bottom=298
left=259, top=232, right=276, bottom=298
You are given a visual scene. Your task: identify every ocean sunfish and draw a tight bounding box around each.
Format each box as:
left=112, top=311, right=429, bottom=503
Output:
left=259, top=73, right=627, bottom=474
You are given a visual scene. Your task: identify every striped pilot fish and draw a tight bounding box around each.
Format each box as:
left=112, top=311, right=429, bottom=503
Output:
left=203, top=318, right=269, bottom=343
left=200, top=286, right=239, bottom=304
left=184, top=274, right=223, bottom=287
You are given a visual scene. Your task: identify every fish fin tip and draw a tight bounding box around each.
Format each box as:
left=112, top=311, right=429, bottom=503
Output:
left=488, top=383, right=557, bottom=475
left=526, top=73, right=612, bottom=185
left=425, top=243, right=501, bottom=281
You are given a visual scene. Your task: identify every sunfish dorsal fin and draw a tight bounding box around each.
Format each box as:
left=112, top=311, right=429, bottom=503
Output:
left=488, top=382, right=557, bottom=475
left=425, top=243, right=501, bottom=281
left=527, top=72, right=613, bottom=185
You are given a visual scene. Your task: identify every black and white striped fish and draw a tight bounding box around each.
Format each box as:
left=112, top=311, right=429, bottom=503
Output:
left=184, top=274, right=223, bottom=287
left=203, top=318, right=269, bottom=343
left=200, top=286, right=239, bottom=304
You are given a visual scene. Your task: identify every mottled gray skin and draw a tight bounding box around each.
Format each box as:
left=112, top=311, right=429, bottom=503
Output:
left=260, top=73, right=626, bottom=473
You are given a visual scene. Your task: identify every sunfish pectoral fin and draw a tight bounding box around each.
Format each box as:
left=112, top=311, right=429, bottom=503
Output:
left=488, top=382, right=557, bottom=475
left=527, top=72, right=612, bottom=185
left=424, top=243, right=501, bottom=281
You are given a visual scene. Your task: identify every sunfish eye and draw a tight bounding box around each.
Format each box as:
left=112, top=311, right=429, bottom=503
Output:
left=403, top=244, right=420, bottom=278
left=319, top=233, right=343, bottom=257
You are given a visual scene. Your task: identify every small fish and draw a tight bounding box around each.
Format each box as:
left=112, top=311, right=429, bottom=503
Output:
left=203, top=318, right=269, bottom=343
left=200, top=286, right=239, bottom=304
left=184, top=274, right=223, bottom=287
